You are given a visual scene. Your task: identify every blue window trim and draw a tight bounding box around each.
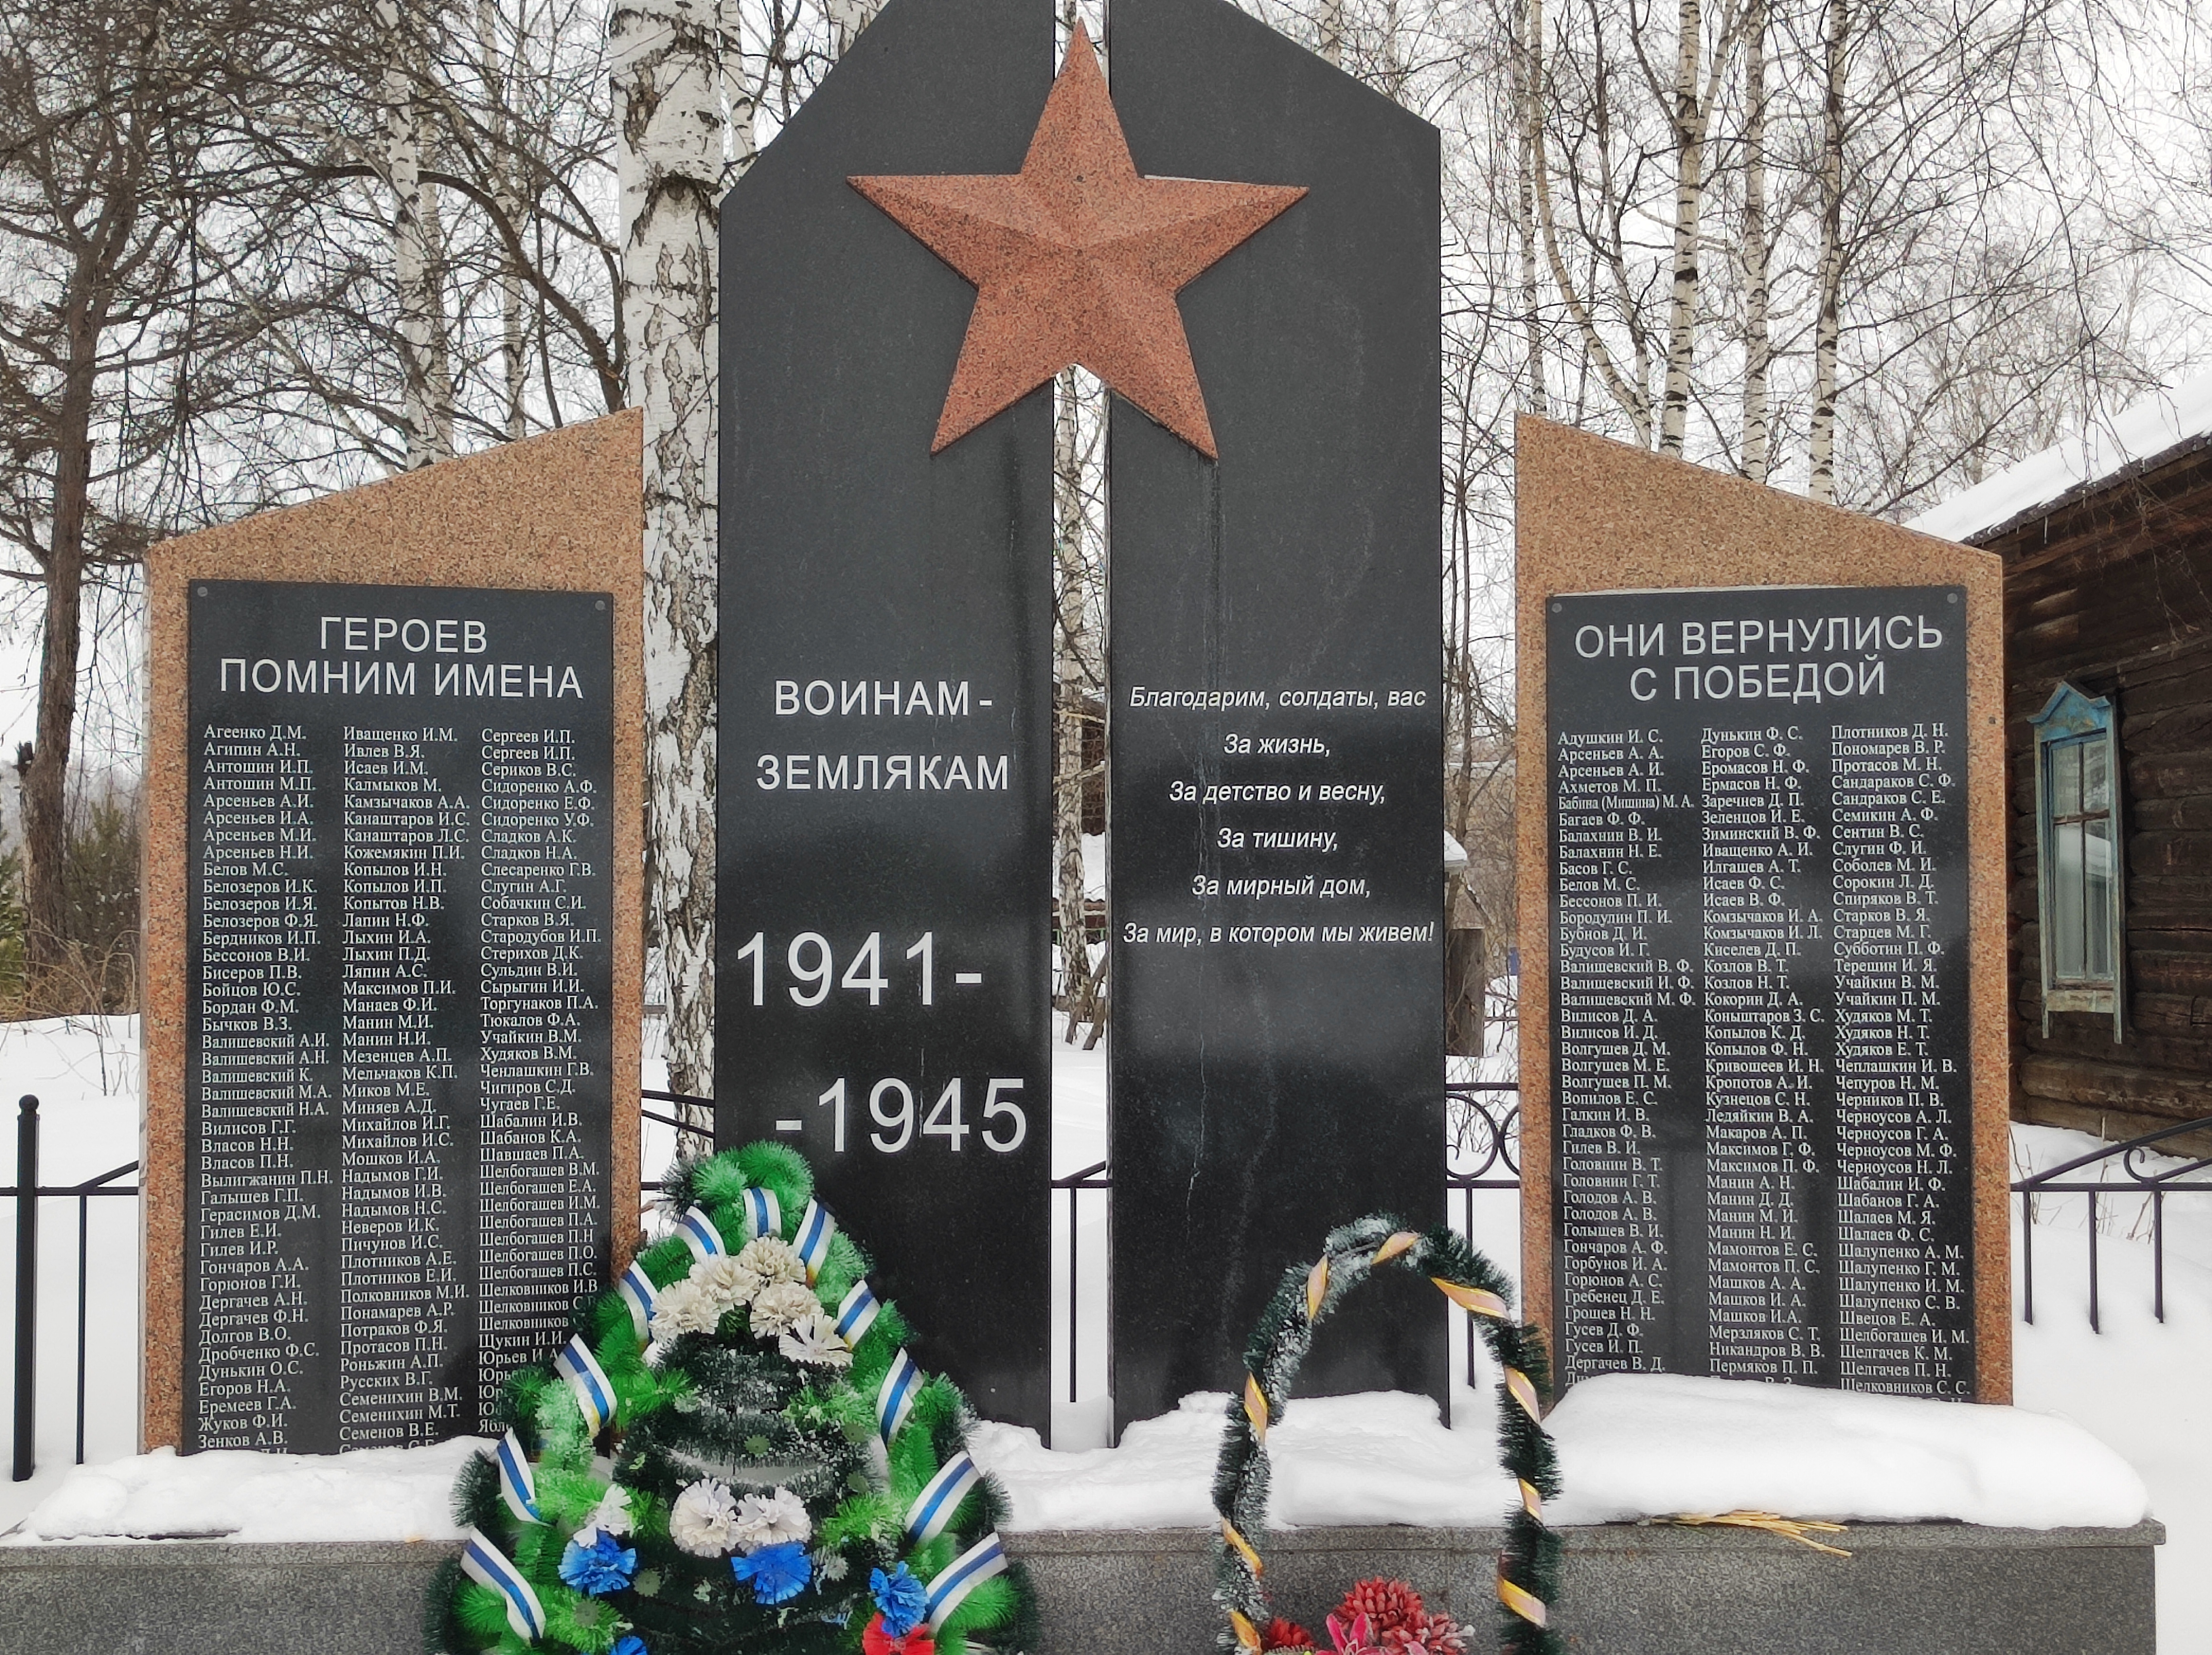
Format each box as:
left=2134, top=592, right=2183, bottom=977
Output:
left=2028, top=681, right=2124, bottom=1042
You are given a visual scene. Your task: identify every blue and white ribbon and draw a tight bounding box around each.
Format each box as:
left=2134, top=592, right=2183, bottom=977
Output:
left=740, top=1185, right=782, bottom=1240
left=924, top=1531, right=1008, bottom=1630
left=493, top=1428, right=541, bottom=1524
left=877, top=1348, right=922, bottom=1442
left=794, top=1199, right=836, bottom=1282
left=617, top=1261, right=660, bottom=1342
left=555, top=1335, right=616, bottom=1435
left=904, top=1450, right=981, bottom=1544
left=678, top=1204, right=726, bottom=1260
left=834, top=1280, right=882, bottom=1349
left=462, top=1527, right=546, bottom=1641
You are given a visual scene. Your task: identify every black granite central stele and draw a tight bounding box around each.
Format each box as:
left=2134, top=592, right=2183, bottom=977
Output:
left=1106, top=0, right=1447, bottom=1431
left=716, top=0, right=1054, bottom=1430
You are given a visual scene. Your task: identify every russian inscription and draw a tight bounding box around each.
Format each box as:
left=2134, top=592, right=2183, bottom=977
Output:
left=1548, top=586, right=1973, bottom=1398
left=186, top=581, right=615, bottom=1450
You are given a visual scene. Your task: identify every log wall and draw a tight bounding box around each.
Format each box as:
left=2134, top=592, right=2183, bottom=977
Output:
left=1987, top=441, right=2212, bottom=1150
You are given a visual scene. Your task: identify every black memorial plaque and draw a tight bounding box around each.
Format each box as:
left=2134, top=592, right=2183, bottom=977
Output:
left=1546, top=586, right=1976, bottom=1397
left=1106, top=0, right=1447, bottom=1431
left=184, top=581, right=616, bottom=1451
left=717, top=0, right=1054, bottom=1430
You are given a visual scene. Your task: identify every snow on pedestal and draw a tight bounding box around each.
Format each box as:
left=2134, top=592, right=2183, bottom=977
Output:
left=971, top=1390, right=1515, bottom=1531
left=970, top=1376, right=2146, bottom=1536
left=1542, top=1372, right=2147, bottom=1529
left=10, top=1439, right=481, bottom=1544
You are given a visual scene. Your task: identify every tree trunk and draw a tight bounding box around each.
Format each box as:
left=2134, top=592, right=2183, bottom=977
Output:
left=1659, top=0, right=1707, bottom=457
left=380, top=0, right=450, bottom=469
left=479, top=0, right=529, bottom=440
left=1809, top=0, right=1848, bottom=504
left=1514, top=0, right=1547, bottom=417
left=1528, top=38, right=1649, bottom=444
left=22, top=276, right=102, bottom=1000
left=1052, top=368, right=1099, bottom=1042
left=1739, top=0, right=1771, bottom=483
left=822, top=0, right=879, bottom=57
left=615, top=0, right=726, bottom=1108
left=1318, top=0, right=1345, bottom=67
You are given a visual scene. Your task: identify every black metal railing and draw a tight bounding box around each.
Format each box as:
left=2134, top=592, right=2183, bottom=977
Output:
left=630, top=1084, right=1526, bottom=1406
left=26, top=1080, right=2200, bottom=1482
left=1051, top=1159, right=1112, bottom=1404
left=4, top=1095, right=141, bottom=1482
left=2011, top=1114, right=2212, bottom=1330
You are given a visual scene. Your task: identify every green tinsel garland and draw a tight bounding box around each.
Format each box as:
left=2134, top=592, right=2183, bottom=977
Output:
left=1209, top=1216, right=1564, bottom=1655
left=426, top=1140, right=1036, bottom=1655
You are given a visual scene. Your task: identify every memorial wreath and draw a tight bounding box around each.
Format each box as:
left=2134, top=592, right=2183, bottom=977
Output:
left=427, top=1142, right=1035, bottom=1655
left=1211, top=1217, right=1564, bottom=1655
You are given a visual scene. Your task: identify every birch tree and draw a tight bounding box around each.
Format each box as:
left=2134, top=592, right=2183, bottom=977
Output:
left=614, top=0, right=726, bottom=1100
left=1805, top=0, right=1845, bottom=501
left=1737, top=0, right=1771, bottom=481
left=1052, top=367, right=1107, bottom=1044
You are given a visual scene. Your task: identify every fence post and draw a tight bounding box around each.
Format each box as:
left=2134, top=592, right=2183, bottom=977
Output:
left=12, top=1094, right=38, bottom=1482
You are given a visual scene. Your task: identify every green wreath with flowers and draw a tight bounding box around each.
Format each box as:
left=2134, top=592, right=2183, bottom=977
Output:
left=426, top=1141, right=1034, bottom=1655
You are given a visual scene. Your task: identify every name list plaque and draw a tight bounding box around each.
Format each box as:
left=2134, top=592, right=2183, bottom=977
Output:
left=184, top=580, right=615, bottom=1451
left=1547, top=585, right=1975, bottom=1398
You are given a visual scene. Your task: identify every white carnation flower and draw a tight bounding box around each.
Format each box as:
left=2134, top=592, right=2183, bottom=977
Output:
left=749, top=1279, right=822, bottom=1338
left=732, top=1486, right=813, bottom=1552
left=692, top=1253, right=766, bottom=1312
left=778, top=1311, right=853, bottom=1370
left=669, top=1479, right=743, bottom=1556
left=589, top=1484, right=633, bottom=1537
left=650, top=1278, right=723, bottom=1338
left=734, top=1236, right=807, bottom=1288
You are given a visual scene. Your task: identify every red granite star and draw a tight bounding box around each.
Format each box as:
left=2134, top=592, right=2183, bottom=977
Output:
left=850, top=23, right=1305, bottom=460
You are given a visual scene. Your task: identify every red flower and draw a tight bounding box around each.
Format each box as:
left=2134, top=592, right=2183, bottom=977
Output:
left=1398, top=1610, right=1468, bottom=1655
left=1336, top=1578, right=1426, bottom=1636
left=862, top=1614, right=936, bottom=1655
left=1263, top=1616, right=1317, bottom=1651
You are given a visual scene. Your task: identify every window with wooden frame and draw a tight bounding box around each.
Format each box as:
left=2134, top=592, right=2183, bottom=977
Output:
left=2030, top=682, right=2124, bottom=1040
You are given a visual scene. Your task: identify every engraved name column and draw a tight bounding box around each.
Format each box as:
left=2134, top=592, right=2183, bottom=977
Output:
left=1698, top=724, right=1825, bottom=1382
left=476, top=725, right=608, bottom=1410
left=1551, top=716, right=1685, bottom=1378
left=1830, top=717, right=1973, bottom=1393
left=338, top=724, right=468, bottom=1445
left=189, top=720, right=329, bottom=1448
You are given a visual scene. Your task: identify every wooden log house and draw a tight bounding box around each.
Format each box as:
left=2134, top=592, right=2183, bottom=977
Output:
left=1913, top=378, right=2212, bottom=1151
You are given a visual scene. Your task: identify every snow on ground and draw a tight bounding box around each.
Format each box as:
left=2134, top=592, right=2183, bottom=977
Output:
left=2, top=1014, right=2208, bottom=1648
left=2008, top=1124, right=2212, bottom=1650
left=0, top=1018, right=146, bottom=1533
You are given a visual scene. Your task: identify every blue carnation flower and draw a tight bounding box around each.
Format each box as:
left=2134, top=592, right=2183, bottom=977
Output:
left=732, top=1540, right=813, bottom=1605
left=869, top=1563, right=926, bottom=1636
left=613, top=1639, right=647, bottom=1655
left=558, top=1527, right=638, bottom=1596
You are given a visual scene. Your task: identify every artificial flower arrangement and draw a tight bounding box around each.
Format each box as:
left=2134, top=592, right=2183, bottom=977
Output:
left=1256, top=1579, right=1469, bottom=1655
left=427, top=1142, right=1034, bottom=1655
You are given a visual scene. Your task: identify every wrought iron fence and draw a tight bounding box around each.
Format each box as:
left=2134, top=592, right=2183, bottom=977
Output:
left=2011, top=1114, right=2212, bottom=1330
left=19, top=1080, right=2197, bottom=1483
left=4, top=1096, right=141, bottom=1482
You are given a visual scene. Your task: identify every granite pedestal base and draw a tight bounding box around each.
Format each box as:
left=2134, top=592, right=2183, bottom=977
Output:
left=0, top=1521, right=2160, bottom=1654
left=1015, top=1521, right=2161, bottom=1653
